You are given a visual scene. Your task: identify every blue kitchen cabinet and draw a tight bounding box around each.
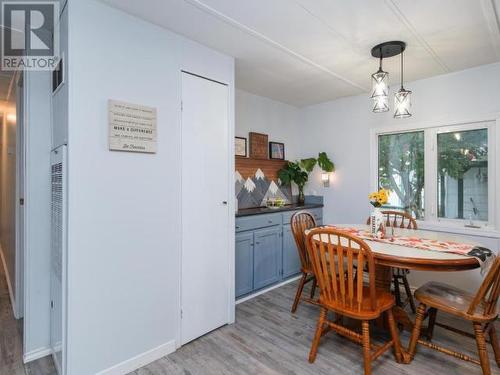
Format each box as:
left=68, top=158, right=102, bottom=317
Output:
left=235, top=232, right=254, bottom=297
left=282, top=224, right=301, bottom=278
left=253, top=227, right=282, bottom=290
left=235, top=204, right=323, bottom=299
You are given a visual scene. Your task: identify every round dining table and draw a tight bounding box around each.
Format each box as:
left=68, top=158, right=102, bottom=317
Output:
left=331, top=224, right=481, bottom=326
left=333, top=225, right=481, bottom=331
left=307, top=224, right=484, bottom=364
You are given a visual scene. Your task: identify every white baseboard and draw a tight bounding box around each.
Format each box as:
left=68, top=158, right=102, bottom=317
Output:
left=96, top=340, right=176, bottom=375
left=23, top=346, right=52, bottom=363
left=236, top=275, right=302, bottom=305
left=0, top=245, right=18, bottom=318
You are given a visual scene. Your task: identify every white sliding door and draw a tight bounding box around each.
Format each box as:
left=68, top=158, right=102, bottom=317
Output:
left=181, top=72, right=230, bottom=345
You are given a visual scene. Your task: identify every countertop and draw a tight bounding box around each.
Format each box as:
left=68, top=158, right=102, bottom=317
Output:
left=236, top=203, right=324, bottom=217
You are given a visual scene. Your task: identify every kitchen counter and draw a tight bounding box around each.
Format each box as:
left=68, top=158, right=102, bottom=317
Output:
left=236, top=203, right=324, bottom=217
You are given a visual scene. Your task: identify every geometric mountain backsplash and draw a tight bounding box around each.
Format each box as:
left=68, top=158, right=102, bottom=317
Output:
left=236, top=168, right=292, bottom=209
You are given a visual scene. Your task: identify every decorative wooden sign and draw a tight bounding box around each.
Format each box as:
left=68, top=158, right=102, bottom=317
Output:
left=249, top=132, right=268, bottom=159
left=235, top=158, right=287, bottom=181
left=108, top=100, right=157, bottom=153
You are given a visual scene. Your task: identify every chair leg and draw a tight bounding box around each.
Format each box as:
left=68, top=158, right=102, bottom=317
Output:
left=291, top=272, right=308, bottom=313
left=362, top=320, right=372, bottom=375
left=310, top=277, right=317, bottom=299
left=489, top=324, right=500, bottom=367
left=387, top=308, right=403, bottom=363
left=473, top=322, right=491, bottom=375
left=402, top=274, right=416, bottom=313
left=309, top=307, right=327, bottom=363
left=393, top=275, right=402, bottom=307
left=426, top=308, right=438, bottom=341
left=408, top=303, right=426, bottom=358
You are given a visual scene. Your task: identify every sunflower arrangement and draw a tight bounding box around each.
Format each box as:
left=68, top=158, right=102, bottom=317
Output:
left=368, top=189, right=389, bottom=207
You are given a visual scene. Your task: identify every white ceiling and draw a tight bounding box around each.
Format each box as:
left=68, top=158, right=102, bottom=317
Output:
left=104, top=0, right=500, bottom=106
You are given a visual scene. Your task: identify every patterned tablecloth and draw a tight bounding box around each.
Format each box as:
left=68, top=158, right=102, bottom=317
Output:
left=325, top=225, right=495, bottom=271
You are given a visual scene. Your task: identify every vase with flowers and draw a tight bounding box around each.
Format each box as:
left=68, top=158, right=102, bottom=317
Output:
left=368, top=189, right=389, bottom=239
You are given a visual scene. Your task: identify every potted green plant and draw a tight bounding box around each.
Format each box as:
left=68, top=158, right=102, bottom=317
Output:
left=278, top=152, right=335, bottom=205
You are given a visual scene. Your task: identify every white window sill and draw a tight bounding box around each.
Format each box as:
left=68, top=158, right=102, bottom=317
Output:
left=417, top=221, right=500, bottom=239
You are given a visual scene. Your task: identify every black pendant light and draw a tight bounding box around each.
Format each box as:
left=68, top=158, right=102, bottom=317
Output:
left=371, top=50, right=389, bottom=113
left=370, top=41, right=411, bottom=118
left=394, top=49, right=412, bottom=118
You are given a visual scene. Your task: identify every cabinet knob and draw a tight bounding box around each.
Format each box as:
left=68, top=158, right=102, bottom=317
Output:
left=268, top=220, right=273, bottom=223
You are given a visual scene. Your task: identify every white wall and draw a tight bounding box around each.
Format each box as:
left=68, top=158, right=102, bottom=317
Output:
left=236, top=89, right=299, bottom=160
left=66, top=1, right=234, bottom=374
left=299, top=62, right=500, bottom=292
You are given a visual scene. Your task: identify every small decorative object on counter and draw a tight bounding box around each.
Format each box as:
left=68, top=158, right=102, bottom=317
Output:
left=266, top=197, right=285, bottom=209
left=368, top=189, right=389, bottom=239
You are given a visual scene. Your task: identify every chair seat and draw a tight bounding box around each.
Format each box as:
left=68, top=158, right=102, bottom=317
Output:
left=415, top=281, right=497, bottom=322
left=321, top=285, right=395, bottom=320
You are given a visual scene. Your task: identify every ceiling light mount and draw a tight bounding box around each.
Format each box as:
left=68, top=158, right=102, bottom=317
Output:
left=371, top=41, right=406, bottom=59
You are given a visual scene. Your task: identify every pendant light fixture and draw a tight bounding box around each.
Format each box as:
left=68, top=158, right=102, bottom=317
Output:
left=394, top=49, right=412, bottom=118
left=371, top=52, right=389, bottom=113
left=370, top=41, right=412, bottom=118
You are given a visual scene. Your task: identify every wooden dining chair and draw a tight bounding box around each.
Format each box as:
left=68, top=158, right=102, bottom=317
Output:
left=366, top=210, right=417, bottom=312
left=290, top=211, right=318, bottom=313
left=408, top=256, right=500, bottom=375
left=305, top=227, right=403, bottom=375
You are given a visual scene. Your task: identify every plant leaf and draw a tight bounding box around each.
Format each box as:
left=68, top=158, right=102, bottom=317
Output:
left=299, top=158, right=317, bottom=172
left=317, top=152, right=335, bottom=172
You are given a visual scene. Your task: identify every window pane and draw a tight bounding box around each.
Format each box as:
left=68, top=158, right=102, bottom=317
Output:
left=378, top=131, right=425, bottom=219
left=437, top=128, right=488, bottom=221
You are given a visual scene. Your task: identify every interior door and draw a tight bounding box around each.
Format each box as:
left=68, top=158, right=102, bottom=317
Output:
left=181, top=72, right=230, bottom=345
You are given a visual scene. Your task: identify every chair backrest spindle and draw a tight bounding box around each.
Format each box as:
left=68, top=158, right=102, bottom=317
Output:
left=306, top=228, right=377, bottom=313
left=366, top=210, right=417, bottom=230
left=291, top=211, right=317, bottom=272
left=467, top=257, right=500, bottom=317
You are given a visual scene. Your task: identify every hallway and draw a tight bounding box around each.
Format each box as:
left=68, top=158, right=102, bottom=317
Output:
left=0, top=263, right=55, bottom=375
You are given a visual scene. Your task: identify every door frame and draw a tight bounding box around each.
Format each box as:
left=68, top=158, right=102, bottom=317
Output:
left=177, top=70, right=235, bottom=348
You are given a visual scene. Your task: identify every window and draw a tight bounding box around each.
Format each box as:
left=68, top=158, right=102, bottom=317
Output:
left=378, top=131, right=424, bottom=219
left=374, top=120, right=497, bottom=229
left=437, top=129, right=488, bottom=222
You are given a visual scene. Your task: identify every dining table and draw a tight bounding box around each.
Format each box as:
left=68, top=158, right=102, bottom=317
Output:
left=306, top=223, right=486, bottom=363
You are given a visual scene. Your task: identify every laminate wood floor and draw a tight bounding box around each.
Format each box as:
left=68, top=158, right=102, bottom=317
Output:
left=135, top=281, right=499, bottom=375
left=2, top=263, right=498, bottom=374
left=0, top=265, right=56, bottom=375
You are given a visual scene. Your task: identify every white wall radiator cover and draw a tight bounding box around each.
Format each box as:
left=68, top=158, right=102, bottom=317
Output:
left=50, top=145, right=67, bottom=375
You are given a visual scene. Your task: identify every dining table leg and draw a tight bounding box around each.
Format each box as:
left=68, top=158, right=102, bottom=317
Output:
left=375, top=263, right=414, bottom=364
left=375, top=264, right=415, bottom=331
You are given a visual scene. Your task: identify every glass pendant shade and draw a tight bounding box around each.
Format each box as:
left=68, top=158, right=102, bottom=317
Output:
left=371, top=69, right=389, bottom=99
left=394, top=88, right=412, bottom=118
left=372, top=95, right=389, bottom=113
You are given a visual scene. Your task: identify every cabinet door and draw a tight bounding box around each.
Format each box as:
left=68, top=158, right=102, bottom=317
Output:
left=282, top=225, right=301, bottom=278
left=253, top=227, right=282, bottom=290
left=235, top=232, right=254, bottom=298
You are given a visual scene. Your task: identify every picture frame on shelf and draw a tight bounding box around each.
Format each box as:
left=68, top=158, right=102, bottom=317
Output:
left=269, top=142, right=285, bottom=160
left=235, top=137, right=247, bottom=157
left=249, top=132, right=268, bottom=159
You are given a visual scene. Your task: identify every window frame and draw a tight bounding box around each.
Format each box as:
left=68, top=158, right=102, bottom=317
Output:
left=370, top=114, right=500, bottom=235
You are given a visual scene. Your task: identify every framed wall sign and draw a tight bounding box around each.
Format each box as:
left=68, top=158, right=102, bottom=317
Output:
left=235, top=137, right=247, bottom=157
left=108, top=100, right=157, bottom=153
left=269, top=142, right=285, bottom=160
left=249, top=132, right=268, bottom=159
